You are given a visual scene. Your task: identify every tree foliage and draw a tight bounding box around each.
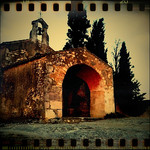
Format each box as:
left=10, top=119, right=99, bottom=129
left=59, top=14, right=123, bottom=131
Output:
left=112, top=41, right=146, bottom=116
left=86, top=18, right=108, bottom=63
left=63, top=10, right=91, bottom=50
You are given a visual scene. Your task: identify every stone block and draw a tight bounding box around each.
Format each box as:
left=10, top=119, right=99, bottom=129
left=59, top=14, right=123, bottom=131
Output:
left=46, top=65, right=53, bottom=73
left=57, top=109, right=62, bottom=118
left=49, top=91, right=61, bottom=100
left=49, top=92, right=55, bottom=100
left=45, top=101, right=50, bottom=109
left=50, top=86, right=61, bottom=93
left=50, top=101, right=62, bottom=109
left=45, top=109, right=56, bottom=119
left=44, top=94, right=50, bottom=101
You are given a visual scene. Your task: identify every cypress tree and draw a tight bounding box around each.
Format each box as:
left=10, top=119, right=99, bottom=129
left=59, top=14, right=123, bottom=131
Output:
left=117, top=41, right=146, bottom=115
left=117, top=42, right=133, bottom=105
left=86, top=18, right=107, bottom=63
left=63, top=9, right=91, bottom=50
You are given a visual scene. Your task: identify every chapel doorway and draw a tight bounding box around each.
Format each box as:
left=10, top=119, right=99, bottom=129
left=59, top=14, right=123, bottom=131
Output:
left=63, top=75, right=90, bottom=117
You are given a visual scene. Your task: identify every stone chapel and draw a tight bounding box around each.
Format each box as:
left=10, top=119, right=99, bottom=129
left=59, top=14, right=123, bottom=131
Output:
left=0, top=18, right=115, bottom=120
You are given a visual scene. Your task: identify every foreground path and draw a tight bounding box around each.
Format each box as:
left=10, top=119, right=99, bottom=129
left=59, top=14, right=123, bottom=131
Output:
left=0, top=117, right=149, bottom=149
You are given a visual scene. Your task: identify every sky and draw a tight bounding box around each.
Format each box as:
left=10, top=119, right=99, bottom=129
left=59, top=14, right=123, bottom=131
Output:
left=0, top=1, right=149, bottom=99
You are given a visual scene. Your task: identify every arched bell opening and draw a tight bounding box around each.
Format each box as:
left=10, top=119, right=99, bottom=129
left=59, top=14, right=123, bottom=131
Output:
left=37, top=23, right=43, bottom=42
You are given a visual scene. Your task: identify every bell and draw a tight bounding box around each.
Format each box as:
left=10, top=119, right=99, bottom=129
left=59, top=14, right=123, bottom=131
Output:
left=38, top=27, right=42, bottom=35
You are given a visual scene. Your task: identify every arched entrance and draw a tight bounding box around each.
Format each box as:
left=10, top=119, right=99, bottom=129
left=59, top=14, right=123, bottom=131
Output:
left=62, top=64, right=101, bottom=117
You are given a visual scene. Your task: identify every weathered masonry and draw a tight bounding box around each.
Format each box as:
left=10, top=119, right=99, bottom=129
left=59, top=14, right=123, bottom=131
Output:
left=0, top=18, right=115, bottom=120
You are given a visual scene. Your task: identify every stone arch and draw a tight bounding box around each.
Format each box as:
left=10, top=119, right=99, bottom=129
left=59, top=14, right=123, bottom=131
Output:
left=62, top=64, right=104, bottom=117
left=44, top=48, right=115, bottom=119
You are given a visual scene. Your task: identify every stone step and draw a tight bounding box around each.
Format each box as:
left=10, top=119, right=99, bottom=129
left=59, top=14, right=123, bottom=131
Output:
left=62, top=117, right=103, bottom=123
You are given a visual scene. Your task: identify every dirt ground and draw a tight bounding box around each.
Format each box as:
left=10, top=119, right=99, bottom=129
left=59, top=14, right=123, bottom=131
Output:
left=0, top=116, right=149, bottom=149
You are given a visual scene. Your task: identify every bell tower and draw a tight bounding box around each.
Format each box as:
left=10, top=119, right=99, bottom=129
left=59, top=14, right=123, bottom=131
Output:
left=29, top=18, right=49, bottom=46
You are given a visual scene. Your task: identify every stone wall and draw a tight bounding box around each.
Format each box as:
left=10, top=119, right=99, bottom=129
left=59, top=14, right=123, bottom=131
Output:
left=0, top=39, right=54, bottom=68
left=0, top=58, right=46, bottom=119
